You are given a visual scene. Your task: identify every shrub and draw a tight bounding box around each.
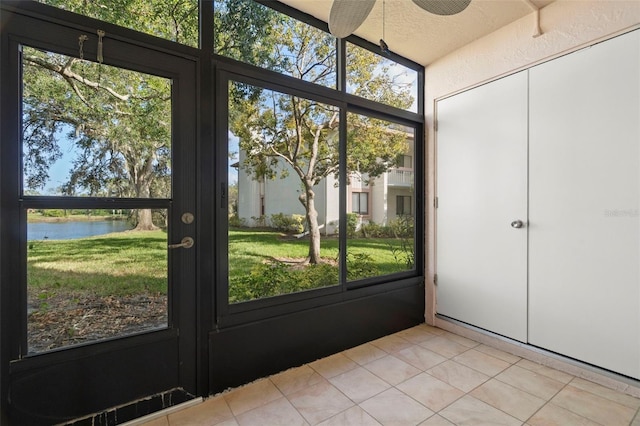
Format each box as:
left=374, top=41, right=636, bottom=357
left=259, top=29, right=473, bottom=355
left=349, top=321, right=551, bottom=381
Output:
left=229, top=261, right=339, bottom=303
left=388, top=215, right=415, bottom=269
left=360, top=221, right=395, bottom=238
left=297, top=263, right=339, bottom=289
left=228, top=214, right=246, bottom=228
left=42, top=209, right=66, bottom=218
left=234, top=261, right=291, bottom=302
left=270, top=213, right=305, bottom=233
left=251, top=215, right=267, bottom=227
left=346, top=252, right=378, bottom=280
left=346, top=213, right=358, bottom=238
left=389, top=216, right=414, bottom=238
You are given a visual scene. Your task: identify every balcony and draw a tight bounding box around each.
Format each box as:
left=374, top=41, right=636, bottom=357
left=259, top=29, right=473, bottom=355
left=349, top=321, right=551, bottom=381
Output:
left=387, top=168, right=414, bottom=187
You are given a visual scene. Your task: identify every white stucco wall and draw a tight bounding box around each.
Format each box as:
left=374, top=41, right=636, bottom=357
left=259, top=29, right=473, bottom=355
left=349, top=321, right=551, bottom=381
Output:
left=425, top=0, right=640, bottom=323
left=370, top=174, right=388, bottom=225
left=236, top=150, right=262, bottom=224
left=237, top=153, right=339, bottom=232
left=324, top=175, right=340, bottom=235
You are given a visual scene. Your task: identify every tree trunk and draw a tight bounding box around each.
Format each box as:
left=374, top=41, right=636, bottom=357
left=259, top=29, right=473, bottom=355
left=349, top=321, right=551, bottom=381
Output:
left=300, top=181, right=321, bottom=264
left=135, top=208, right=158, bottom=231
left=133, top=175, right=159, bottom=231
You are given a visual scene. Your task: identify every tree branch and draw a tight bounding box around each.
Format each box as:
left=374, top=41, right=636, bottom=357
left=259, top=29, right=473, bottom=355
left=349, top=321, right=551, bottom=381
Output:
left=25, top=55, right=130, bottom=101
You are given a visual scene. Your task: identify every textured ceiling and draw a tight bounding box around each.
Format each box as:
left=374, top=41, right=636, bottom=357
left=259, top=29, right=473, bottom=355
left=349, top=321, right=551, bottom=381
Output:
left=277, top=0, right=555, bottom=65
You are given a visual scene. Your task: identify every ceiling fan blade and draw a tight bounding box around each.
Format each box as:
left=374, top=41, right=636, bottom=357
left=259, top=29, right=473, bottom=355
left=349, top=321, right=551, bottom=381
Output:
left=328, top=0, right=376, bottom=39
left=412, top=0, right=471, bottom=16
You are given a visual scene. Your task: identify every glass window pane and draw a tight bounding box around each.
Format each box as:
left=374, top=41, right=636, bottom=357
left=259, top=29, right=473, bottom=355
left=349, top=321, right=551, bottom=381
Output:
left=214, top=0, right=336, bottom=88
left=22, top=47, right=172, bottom=202
left=346, top=43, right=418, bottom=113
left=27, top=208, right=168, bottom=353
left=228, top=81, right=340, bottom=303
left=346, top=113, right=415, bottom=281
left=36, top=0, right=198, bottom=47
left=351, top=192, right=369, bottom=215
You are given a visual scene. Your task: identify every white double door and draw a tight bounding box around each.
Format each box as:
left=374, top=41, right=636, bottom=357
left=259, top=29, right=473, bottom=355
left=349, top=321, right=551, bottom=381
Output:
left=436, top=30, right=640, bottom=379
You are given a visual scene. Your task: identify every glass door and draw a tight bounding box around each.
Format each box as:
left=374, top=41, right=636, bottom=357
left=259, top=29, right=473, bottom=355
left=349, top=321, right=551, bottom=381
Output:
left=2, top=15, right=197, bottom=424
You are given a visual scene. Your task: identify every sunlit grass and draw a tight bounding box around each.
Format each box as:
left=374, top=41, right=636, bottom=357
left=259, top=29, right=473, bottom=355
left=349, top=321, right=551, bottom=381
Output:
left=27, top=228, right=414, bottom=300
left=28, top=230, right=168, bottom=296
left=228, top=228, right=412, bottom=279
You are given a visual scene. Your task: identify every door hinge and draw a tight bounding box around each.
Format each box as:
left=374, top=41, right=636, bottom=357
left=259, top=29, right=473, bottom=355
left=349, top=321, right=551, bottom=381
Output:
left=434, top=197, right=439, bottom=209
left=434, top=273, right=438, bottom=285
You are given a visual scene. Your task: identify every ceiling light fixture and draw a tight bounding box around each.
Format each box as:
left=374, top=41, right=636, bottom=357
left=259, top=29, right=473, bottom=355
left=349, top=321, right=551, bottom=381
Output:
left=379, top=0, right=389, bottom=54
left=329, top=0, right=472, bottom=39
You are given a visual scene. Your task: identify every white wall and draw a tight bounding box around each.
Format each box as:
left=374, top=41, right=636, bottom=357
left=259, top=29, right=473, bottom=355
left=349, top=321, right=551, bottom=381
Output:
left=425, top=0, right=640, bottom=322
left=370, top=174, right=388, bottom=224
left=324, top=175, right=340, bottom=235
left=236, top=150, right=262, bottom=224
left=237, top=153, right=340, bottom=232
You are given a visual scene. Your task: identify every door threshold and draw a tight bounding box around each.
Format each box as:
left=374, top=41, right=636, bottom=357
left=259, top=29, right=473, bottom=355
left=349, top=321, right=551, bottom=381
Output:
left=121, top=397, right=203, bottom=426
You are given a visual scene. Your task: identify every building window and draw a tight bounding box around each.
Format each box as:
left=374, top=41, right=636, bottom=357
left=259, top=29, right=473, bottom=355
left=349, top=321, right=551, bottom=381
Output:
left=397, top=196, right=412, bottom=215
left=397, top=155, right=413, bottom=168
left=352, top=192, right=369, bottom=215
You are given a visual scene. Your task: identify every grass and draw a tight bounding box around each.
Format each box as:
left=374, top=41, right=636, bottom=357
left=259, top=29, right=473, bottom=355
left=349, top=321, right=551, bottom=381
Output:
left=228, top=228, right=412, bottom=279
left=28, top=230, right=168, bottom=296
left=27, top=228, right=414, bottom=302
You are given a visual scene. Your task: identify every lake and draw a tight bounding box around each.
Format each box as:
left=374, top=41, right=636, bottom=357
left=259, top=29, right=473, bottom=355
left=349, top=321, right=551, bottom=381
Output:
left=28, top=220, right=132, bottom=241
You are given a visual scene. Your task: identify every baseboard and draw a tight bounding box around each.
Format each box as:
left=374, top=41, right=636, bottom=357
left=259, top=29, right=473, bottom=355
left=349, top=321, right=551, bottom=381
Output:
left=435, top=315, right=640, bottom=399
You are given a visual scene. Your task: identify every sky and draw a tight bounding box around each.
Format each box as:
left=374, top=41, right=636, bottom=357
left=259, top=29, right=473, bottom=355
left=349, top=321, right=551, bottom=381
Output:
left=37, top=130, right=240, bottom=194
left=38, top=129, right=75, bottom=194
left=37, top=59, right=415, bottom=194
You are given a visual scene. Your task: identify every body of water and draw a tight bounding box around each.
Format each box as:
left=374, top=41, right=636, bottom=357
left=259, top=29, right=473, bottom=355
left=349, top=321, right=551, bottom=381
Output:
left=28, top=220, right=132, bottom=241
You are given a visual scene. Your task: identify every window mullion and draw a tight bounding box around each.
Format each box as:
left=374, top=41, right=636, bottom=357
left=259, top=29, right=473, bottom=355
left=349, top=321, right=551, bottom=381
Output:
left=339, top=107, right=348, bottom=288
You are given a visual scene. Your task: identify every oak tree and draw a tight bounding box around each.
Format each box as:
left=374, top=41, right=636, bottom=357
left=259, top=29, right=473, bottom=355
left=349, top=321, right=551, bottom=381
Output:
left=231, top=19, right=413, bottom=264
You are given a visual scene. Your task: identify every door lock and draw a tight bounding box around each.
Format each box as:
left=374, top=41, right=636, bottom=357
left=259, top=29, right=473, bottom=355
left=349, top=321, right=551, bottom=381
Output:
left=181, top=212, right=195, bottom=224
left=168, top=236, right=194, bottom=249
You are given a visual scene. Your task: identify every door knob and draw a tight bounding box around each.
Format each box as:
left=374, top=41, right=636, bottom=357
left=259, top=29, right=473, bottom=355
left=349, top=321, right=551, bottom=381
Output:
left=168, top=236, right=194, bottom=249
left=510, top=220, right=524, bottom=229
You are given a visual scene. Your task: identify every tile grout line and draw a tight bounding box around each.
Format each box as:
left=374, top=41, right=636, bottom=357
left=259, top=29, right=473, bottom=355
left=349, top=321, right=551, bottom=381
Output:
left=632, top=406, right=640, bottom=425
left=316, top=336, right=469, bottom=425
left=521, top=380, right=607, bottom=426
left=442, top=357, right=525, bottom=425
left=566, top=376, right=640, bottom=411
left=158, top=326, right=639, bottom=426
left=398, top=336, right=520, bottom=423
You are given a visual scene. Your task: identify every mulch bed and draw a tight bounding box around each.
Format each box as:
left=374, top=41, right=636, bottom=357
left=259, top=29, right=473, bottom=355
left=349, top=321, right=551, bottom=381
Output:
left=27, top=291, right=167, bottom=354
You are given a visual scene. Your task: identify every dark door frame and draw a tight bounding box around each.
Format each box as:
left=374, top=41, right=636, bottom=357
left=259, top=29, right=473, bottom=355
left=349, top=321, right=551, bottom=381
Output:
left=0, top=9, right=199, bottom=424
left=0, top=2, right=427, bottom=424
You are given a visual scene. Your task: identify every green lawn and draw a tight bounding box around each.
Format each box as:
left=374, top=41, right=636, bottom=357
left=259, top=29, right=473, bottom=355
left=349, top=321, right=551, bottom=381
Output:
left=27, top=228, right=414, bottom=303
left=28, top=230, right=168, bottom=297
left=228, top=228, right=412, bottom=279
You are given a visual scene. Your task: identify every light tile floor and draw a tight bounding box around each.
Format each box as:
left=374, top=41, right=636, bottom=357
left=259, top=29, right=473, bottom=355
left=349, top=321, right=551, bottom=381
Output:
left=141, top=324, right=640, bottom=426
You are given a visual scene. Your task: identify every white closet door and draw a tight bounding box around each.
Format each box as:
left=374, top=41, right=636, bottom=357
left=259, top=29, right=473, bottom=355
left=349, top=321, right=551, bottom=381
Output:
left=529, top=30, right=640, bottom=379
left=436, top=71, right=528, bottom=342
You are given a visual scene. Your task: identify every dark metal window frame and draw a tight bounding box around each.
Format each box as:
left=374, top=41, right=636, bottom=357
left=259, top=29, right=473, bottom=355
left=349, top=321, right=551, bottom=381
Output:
left=214, top=66, right=424, bottom=326
left=1, top=3, right=203, bottom=421
left=0, top=3, right=424, bottom=419
left=3, top=0, right=425, bottom=329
